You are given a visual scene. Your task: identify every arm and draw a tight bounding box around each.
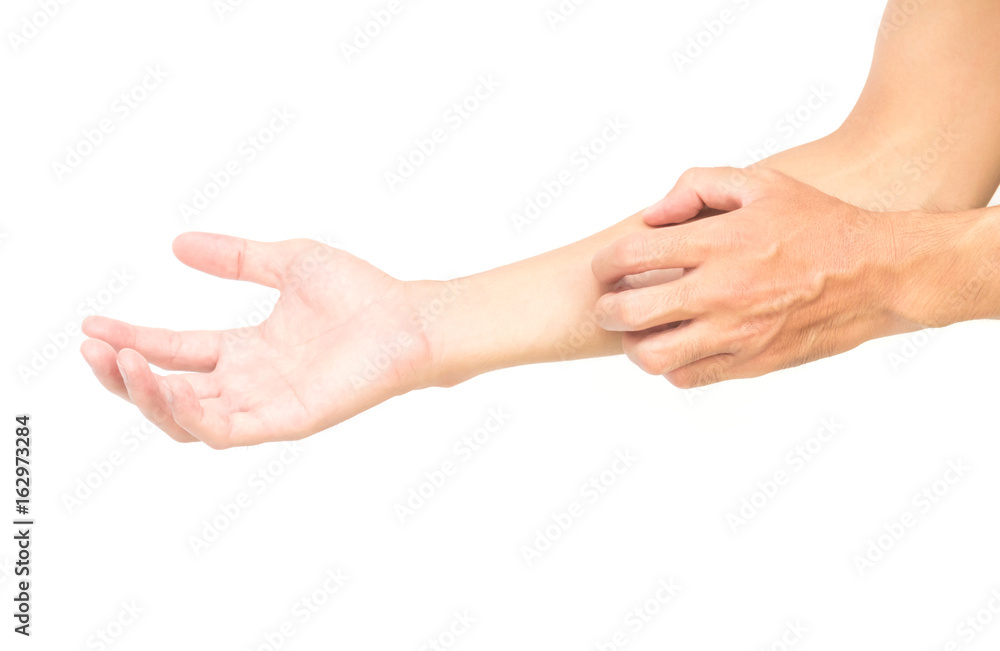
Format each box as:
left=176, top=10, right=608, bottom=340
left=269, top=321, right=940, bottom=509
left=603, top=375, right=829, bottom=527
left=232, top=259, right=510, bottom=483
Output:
left=75, top=137, right=888, bottom=450
left=761, top=0, right=1000, bottom=212
left=591, top=0, right=1000, bottom=387
left=83, top=0, right=999, bottom=447
left=434, top=0, right=1000, bottom=388
left=78, top=127, right=977, bottom=451
left=593, top=167, right=1000, bottom=388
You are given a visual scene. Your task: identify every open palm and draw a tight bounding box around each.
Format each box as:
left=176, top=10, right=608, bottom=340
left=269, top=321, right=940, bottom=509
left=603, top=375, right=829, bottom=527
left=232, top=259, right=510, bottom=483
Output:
left=81, top=233, right=436, bottom=448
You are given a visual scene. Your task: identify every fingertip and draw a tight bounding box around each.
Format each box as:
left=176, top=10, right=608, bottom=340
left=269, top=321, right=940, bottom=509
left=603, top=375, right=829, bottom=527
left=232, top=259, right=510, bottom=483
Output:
left=594, top=292, right=616, bottom=325
left=80, top=339, right=97, bottom=370
left=172, top=231, right=202, bottom=260
left=642, top=205, right=665, bottom=226
left=591, top=246, right=617, bottom=286
left=82, top=315, right=128, bottom=342
left=81, top=314, right=111, bottom=338
left=642, top=194, right=685, bottom=226
left=116, top=347, right=147, bottom=378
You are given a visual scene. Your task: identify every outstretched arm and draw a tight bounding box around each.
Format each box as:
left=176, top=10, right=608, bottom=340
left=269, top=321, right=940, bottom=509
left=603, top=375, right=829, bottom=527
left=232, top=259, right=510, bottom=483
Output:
left=83, top=0, right=1000, bottom=447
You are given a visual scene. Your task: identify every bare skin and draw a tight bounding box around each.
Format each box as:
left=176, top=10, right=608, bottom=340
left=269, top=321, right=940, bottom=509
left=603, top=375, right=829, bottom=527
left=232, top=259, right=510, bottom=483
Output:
left=593, top=0, right=1000, bottom=387
left=81, top=0, right=1000, bottom=447
left=593, top=167, right=1000, bottom=388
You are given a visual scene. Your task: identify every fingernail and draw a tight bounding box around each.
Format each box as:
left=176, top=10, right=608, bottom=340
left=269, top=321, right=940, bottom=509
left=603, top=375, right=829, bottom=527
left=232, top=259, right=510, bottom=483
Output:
left=117, top=361, right=128, bottom=384
left=162, top=382, right=173, bottom=404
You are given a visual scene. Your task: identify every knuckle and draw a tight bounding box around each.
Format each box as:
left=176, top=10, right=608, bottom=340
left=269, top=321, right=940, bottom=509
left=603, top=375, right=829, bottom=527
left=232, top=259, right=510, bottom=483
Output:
left=234, top=239, right=248, bottom=281
left=667, top=282, right=697, bottom=314
left=649, top=231, right=681, bottom=263
left=683, top=166, right=714, bottom=181
left=667, top=360, right=728, bottom=389
left=168, top=332, right=183, bottom=365
left=676, top=337, right=705, bottom=365
left=616, top=234, right=648, bottom=270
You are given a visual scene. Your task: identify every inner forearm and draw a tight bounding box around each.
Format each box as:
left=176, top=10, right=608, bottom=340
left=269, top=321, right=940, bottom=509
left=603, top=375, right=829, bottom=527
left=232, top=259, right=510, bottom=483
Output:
left=425, top=212, right=649, bottom=387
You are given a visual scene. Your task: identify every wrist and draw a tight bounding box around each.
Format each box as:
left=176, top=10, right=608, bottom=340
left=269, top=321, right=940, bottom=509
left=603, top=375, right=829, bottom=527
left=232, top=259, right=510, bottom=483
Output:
left=402, top=278, right=475, bottom=391
left=884, top=209, right=1000, bottom=329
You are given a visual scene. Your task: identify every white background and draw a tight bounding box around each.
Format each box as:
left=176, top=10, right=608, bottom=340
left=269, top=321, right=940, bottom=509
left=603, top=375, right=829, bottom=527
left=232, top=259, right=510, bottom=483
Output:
left=3, top=0, right=1000, bottom=649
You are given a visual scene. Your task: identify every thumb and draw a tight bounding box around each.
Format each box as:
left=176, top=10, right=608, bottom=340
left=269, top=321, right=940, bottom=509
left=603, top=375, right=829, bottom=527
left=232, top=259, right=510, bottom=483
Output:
left=172, top=232, right=313, bottom=288
left=642, top=166, right=752, bottom=227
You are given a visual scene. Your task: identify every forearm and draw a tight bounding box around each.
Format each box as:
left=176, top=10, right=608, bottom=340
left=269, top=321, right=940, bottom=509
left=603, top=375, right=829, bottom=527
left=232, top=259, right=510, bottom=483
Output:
left=423, top=212, right=648, bottom=387
left=890, top=205, right=1000, bottom=328
left=417, top=132, right=919, bottom=389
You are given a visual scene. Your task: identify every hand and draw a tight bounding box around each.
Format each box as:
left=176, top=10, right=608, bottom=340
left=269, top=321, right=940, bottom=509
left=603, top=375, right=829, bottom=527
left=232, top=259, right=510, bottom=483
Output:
left=591, top=166, right=911, bottom=388
left=81, top=233, right=440, bottom=449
